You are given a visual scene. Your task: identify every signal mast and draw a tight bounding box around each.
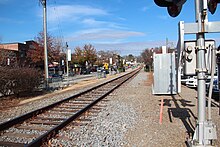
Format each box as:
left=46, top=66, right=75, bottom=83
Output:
left=154, top=0, right=220, bottom=146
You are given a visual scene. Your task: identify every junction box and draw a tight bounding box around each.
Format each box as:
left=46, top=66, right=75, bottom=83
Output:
left=152, top=52, right=177, bottom=95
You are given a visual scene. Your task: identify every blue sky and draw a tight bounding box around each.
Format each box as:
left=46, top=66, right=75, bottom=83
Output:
left=0, top=0, right=220, bottom=56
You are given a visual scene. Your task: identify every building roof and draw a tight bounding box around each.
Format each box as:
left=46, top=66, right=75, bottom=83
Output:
left=0, top=40, right=36, bottom=51
left=0, top=43, right=19, bottom=51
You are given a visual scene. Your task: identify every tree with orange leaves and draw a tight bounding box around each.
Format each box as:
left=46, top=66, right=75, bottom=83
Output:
left=72, top=44, right=97, bottom=67
left=27, top=32, right=62, bottom=69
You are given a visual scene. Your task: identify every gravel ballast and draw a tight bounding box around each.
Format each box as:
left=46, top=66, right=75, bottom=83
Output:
left=0, top=68, right=219, bottom=146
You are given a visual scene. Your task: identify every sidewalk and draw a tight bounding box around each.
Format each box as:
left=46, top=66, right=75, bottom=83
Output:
left=18, top=70, right=130, bottom=106
left=48, top=69, right=132, bottom=90
left=48, top=73, right=97, bottom=90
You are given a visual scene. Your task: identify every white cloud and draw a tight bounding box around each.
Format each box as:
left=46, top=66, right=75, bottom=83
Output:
left=81, top=18, right=125, bottom=29
left=93, top=40, right=166, bottom=56
left=66, top=29, right=145, bottom=42
left=47, top=5, right=108, bottom=22
left=81, top=18, right=106, bottom=26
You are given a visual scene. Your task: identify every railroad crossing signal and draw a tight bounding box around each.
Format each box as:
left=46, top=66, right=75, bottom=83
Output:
left=154, top=0, right=220, bottom=146
left=208, top=0, right=220, bottom=14
left=154, top=0, right=220, bottom=17
left=153, top=0, right=186, bottom=17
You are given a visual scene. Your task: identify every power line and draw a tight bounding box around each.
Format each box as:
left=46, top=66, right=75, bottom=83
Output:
left=51, top=0, right=65, bottom=52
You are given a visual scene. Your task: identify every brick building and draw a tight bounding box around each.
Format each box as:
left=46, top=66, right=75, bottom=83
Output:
left=0, top=40, right=36, bottom=66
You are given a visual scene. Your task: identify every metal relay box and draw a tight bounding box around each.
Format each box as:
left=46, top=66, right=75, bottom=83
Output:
left=152, top=53, right=177, bottom=95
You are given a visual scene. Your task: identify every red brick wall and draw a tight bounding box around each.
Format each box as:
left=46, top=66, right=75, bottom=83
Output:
left=0, top=44, right=19, bottom=51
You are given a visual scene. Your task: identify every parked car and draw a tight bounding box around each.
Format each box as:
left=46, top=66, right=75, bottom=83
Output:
left=80, top=68, right=91, bottom=75
left=181, top=75, right=189, bottom=85
left=48, top=73, right=63, bottom=83
left=186, top=76, right=197, bottom=88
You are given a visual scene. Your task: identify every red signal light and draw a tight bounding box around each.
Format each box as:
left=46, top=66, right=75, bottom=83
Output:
left=167, top=4, right=182, bottom=17
left=154, top=0, right=186, bottom=17
left=154, top=0, right=172, bottom=7
left=208, top=0, right=220, bottom=14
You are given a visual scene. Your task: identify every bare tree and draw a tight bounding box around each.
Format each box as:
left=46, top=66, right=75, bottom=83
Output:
left=96, top=50, right=118, bottom=66
left=141, top=48, right=153, bottom=70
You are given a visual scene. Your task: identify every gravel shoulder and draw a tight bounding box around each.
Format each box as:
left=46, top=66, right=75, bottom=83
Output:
left=121, top=69, right=220, bottom=146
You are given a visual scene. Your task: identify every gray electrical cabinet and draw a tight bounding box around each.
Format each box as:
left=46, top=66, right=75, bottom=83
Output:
left=152, top=53, right=177, bottom=95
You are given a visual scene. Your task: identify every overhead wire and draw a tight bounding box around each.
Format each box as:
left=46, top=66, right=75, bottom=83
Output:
left=51, top=0, right=66, bottom=52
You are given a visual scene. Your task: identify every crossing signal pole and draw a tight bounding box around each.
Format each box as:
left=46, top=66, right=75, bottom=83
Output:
left=66, top=42, right=69, bottom=77
left=40, top=0, right=49, bottom=88
left=154, top=0, right=220, bottom=146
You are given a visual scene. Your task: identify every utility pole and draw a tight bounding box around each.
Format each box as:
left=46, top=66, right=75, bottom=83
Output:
left=40, top=0, right=49, bottom=88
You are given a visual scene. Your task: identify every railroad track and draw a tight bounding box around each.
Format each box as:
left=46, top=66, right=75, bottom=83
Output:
left=0, top=68, right=141, bottom=147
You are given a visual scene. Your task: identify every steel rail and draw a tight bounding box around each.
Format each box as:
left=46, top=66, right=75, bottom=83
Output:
left=0, top=69, right=137, bottom=132
left=27, top=68, right=140, bottom=147
left=0, top=68, right=141, bottom=146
